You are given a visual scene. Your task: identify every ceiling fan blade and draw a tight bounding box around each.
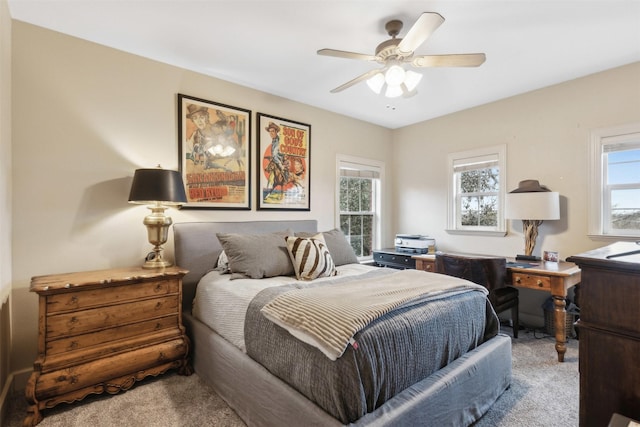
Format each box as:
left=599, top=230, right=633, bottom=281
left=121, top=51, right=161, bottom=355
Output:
left=330, top=68, right=383, bottom=93
left=397, top=12, right=445, bottom=55
left=317, top=48, right=378, bottom=62
left=411, top=53, right=486, bottom=68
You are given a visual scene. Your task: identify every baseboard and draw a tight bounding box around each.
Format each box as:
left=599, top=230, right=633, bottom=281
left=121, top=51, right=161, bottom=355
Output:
left=0, top=367, right=31, bottom=426
left=519, top=312, right=545, bottom=329
left=11, top=368, right=31, bottom=393
left=0, top=370, right=15, bottom=426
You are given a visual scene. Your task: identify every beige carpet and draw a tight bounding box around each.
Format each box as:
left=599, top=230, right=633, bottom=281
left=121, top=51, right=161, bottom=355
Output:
left=6, top=330, right=578, bottom=427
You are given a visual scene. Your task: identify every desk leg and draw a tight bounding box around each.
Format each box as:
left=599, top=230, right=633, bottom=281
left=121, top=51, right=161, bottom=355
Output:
left=553, top=295, right=567, bottom=362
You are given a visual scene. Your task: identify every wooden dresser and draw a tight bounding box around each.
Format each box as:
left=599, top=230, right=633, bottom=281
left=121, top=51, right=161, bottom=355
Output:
left=566, top=243, right=640, bottom=426
left=24, top=266, right=191, bottom=426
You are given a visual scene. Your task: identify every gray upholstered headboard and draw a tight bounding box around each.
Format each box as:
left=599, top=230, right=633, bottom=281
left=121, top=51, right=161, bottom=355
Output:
left=173, top=220, right=318, bottom=310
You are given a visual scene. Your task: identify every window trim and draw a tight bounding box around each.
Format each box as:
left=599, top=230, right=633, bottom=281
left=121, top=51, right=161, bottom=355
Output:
left=336, top=154, right=384, bottom=261
left=588, top=122, right=640, bottom=240
left=446, top=144, right=507, bottom=236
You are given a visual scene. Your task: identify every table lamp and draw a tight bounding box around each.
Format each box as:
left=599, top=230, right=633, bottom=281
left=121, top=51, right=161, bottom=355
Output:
left=505, top=180, right=560, bottom=261
left=128, top=166, right=187, bottom=269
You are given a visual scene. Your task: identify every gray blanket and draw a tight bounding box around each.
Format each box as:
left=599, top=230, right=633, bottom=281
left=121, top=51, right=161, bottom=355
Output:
left=245, top=269, right=499, bottom=424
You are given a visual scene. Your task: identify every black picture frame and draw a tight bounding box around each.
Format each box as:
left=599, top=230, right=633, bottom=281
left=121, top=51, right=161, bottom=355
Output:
left=256, top=113, right=311, bottom=211
left=178, top=94, right=251, bottom=209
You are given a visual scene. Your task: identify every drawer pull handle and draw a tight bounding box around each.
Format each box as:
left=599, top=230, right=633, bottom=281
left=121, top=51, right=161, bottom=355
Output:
left=69, top=317, right=78, bottom=325
left=69, top=341, right=79, bottom=350
left=537, top=280, right=543, bottom=287
left=70, top=296, right=78, bottom=304
left=155, top=284, right=163, bottom=292
left=155, top=302, right=163, bottom=310
left=515, top=277, right=521, bottom=284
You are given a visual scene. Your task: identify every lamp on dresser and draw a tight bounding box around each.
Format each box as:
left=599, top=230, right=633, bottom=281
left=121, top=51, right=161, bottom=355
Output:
left=505, top=180, right=560, bottom=261
left=128, top=165, right=187, bottom=268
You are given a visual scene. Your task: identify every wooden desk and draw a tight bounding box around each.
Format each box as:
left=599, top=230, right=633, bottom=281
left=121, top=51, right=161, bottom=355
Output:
left=413, top=254, right=581, bottom=362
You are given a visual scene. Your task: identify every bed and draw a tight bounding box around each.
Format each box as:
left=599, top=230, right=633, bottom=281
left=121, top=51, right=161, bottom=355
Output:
left=173, top=220, right=512, bottom=426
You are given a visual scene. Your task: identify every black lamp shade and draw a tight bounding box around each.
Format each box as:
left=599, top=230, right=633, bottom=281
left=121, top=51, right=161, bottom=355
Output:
left=128, top=168, right=188, bottom=205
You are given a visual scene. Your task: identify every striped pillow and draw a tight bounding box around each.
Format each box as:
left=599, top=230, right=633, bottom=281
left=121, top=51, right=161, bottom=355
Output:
left=285, top=234, right=337, bottom=281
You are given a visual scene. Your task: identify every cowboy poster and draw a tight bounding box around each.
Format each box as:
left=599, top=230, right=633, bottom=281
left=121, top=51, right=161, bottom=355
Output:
left=178, top=94, right=251, bottom=209
left=257, top=113, right=311, bottom=210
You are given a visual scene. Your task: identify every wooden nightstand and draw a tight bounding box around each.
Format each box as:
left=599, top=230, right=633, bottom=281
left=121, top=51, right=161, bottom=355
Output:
left=24, top=266, right=191, bottom=426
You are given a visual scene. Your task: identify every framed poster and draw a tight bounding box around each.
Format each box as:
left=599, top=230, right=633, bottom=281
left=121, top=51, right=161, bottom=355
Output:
left=257, top=113, right=311, bottom=211
left=178, top=93, right=251, bottom=209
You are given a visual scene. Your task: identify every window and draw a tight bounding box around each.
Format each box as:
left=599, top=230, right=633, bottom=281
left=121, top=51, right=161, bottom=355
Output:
left=337, top=155, right=383, bottom=260
left=589, top=124, right=640, bottom=238
left=447, top=145, right=507, bottom=236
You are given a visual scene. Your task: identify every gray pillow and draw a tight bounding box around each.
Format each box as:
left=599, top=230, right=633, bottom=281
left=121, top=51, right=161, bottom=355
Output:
left=296, top=229, right=358, bottom=266
left=216, top=230, right=294, bottom=279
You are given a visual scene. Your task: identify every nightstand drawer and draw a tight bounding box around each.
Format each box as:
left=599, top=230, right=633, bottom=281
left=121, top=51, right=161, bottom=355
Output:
left=35, top=338, right=187, bottom=401
left=47, top=316, right=179, bottom=356
left=46, top=295, right=179, bottom=338
left=46, top=279, right=179, bottom=313
left=414, top=257, right=436, bottom=272
left=512, top=273, right=551, bottom=290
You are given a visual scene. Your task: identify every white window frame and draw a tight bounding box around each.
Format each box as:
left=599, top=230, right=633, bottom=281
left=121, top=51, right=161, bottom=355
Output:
left=446, top=144, right=507, bottom=236
left=336, top=154, right=384, bottom=261
left=588, top=123, right=640, bottom=240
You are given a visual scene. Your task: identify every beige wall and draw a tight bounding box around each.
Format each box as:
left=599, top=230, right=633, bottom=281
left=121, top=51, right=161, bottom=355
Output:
left=7, top=18, right=640, bottom=383
left=0, top=0, right=13, bottom=421
left=392, top=62, right=640, bottom=324
left=10, top=21, right=393, bottom=375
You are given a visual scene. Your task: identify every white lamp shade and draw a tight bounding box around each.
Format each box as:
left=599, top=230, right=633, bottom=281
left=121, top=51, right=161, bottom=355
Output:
left=385, top=84, right=403, bottom=98
left=403, top=70, right=423, bottom=92
left=385, top=65, right=406, bottom=85
left=366, top=73, right=385, bottom=94
left=505, top=192, right=560, bottom=220
left=366, top=65, right=423, bottom=98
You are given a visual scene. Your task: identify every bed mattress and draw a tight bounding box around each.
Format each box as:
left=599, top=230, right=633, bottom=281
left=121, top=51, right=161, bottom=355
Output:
left=193, top=264, right=499, bottom=423
left=192, top=263, right=382, bottom=352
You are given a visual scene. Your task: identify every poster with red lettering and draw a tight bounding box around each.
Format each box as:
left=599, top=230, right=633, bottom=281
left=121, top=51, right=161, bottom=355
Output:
left=178, top=94, right=251, bottom=209
left=257, top=113, right=311, bottom=211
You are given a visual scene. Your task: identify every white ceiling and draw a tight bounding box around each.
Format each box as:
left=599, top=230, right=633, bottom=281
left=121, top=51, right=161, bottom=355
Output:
left=8, top=0, right=640, bottom=129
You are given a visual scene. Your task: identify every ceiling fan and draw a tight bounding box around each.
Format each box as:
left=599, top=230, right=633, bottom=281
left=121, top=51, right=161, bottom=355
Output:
left=317, top=12, right=486, bottom=98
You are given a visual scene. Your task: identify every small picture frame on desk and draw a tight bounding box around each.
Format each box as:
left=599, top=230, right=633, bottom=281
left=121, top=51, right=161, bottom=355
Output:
left=543, top=250, right=559, bottom=263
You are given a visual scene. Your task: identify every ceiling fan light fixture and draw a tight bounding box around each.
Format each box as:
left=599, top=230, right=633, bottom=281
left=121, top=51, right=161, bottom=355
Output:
left=366, top=72, right=385, bottom=94
left=319, top=13, right=486, bottom=96
left=404, top=70, right=423, bottom=92
left=385, top=84, right=404, bottom=98
left=384, top=64, right=406, bottom=86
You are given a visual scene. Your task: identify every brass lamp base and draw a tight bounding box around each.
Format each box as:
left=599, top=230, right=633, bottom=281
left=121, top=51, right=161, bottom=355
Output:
left=141, top=204, right=173, bottom=269
left=143, top=259, right=172, bottom=269
left=142, top=249, right=173, bottom=269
